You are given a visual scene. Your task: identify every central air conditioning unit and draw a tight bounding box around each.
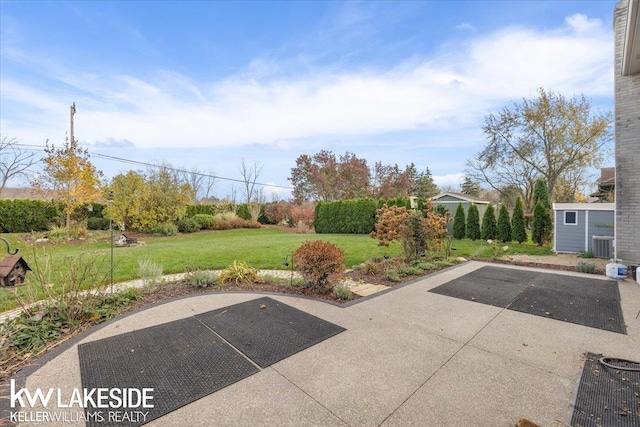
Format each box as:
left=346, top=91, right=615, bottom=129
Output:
left=592, top=236, right=614, bottom=259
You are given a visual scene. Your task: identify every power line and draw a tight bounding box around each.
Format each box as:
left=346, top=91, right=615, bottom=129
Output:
left=10, top=143, right=294, bottom=190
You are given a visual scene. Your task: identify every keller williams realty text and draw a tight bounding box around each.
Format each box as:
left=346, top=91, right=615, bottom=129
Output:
left=10, top=410, right=150, bottom=424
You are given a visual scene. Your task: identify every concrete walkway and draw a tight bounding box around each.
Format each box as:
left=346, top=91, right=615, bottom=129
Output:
left=3, top=261, right=640, bottom=427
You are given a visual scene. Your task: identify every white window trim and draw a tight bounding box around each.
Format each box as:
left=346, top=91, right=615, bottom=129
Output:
left=564, top=211, right=578, bottom=225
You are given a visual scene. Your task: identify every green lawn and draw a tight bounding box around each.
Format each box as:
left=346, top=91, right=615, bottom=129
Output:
left=449, top=235, right=554, bottom=259
left=0, top=228, right=404, bottom=311
left=0, top=228, right=553, bottom=312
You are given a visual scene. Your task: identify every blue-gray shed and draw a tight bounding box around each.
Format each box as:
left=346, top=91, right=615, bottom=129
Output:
left=552, top=203, right=615, bottom=258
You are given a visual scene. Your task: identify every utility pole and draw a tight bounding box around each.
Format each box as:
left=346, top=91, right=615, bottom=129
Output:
left=69, top=102, right=76, bottom=148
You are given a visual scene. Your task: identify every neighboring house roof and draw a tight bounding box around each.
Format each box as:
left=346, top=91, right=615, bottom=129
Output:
left=622, top=0, right=640, bottom=76
left=553, top=203, right=615, bottom=211
left=599, top=167, right=615, bottom=185
left=590, top=167, right=615, bottom=199
left=432, top=192, right=491, bottom=204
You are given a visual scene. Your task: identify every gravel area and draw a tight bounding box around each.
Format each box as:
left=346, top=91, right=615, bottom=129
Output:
left=508, top=253, right=610, bottom=270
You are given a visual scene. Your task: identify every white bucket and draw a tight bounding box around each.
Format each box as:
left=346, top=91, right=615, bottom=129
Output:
left=606, top=260, right=627, bottom=279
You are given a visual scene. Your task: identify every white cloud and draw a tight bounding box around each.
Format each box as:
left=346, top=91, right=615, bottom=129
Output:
left=565, top=13, right=602, bottom=34
left=433, top=173, right=464, bottom=189
left=1, top=12, right=613, bottom=154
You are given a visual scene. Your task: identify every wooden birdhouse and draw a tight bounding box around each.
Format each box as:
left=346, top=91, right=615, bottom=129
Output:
left=0, top=255, right=32, bottom=287
left=114, top=233, right=138, bottom=247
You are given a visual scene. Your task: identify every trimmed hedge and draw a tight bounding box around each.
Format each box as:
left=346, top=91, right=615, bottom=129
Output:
left=0, top=199, right=63, bottom=232
left=314, top=199, right=378, bottom=234
left=315, top=197, right=434, bottom=234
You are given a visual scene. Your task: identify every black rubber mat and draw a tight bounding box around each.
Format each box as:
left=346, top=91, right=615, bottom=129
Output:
left=533, top=273, right=622, bottom=300
left=570, top=352, right=640, bottom=427
left=429, top=266, right=626, bottom=334
left=78, top=317, right=259, bottom=427
left=195, top=296, right=345, bottom=368
left=429, top=266, right=541, bottom=307
left=509, top=277, right=626, bottom=334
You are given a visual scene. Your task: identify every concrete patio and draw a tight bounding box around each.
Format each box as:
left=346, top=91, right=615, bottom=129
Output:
left=2, top=261, right=639, bottom=427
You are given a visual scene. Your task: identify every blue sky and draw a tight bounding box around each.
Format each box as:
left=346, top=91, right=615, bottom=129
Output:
left=0, top=0, right=617, bottom=200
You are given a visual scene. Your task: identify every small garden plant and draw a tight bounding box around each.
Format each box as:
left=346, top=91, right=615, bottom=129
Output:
left=576, top=261, right=596, bottom=274
left=188, top=270, right=219, bottom=288
left=333, top=284, right=352, bottom=301
left=293, top=240, right=345, bottom=294
left=138, top=258, right=164, bottom=287
left=218, top=261, right=260, bottom=285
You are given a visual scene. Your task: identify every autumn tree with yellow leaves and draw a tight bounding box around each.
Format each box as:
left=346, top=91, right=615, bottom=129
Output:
left=32, top=141, right=103, bottom=229
left=105, top=166, right=193, bottom=232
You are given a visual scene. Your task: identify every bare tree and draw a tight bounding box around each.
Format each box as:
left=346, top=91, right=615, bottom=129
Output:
left=239, top=158, right=263, bottom=204
left=227, top=185, right=238, bottom=206
left=238, top=158, right=264, bottom=220
left=465, top=155, right=540, bottom=212
left=181, top=165, right=205, bottom=202
left=0, top=135, right=39, bottom=197
left=202, top=168, right=216, bottom=200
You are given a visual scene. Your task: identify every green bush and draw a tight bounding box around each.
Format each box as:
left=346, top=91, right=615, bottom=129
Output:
left=87, top=202, right=106, bottom=219
left=481, top=204, right=497, bottom=240
left=531, top=201, right=552, bottom=246
left=151, top=222, right=178, bottom=236
left=0, top=199, right=63, bottom=232
left=193, top=214, right=216, bottom=229
left=314, top=199, right=378, bottom=234
left=452, top=203, right=466, bottom=239
left=533, top=179, right=551, bottom=209
left=466, top=204, right=481, bottom=240
left=236, top=204, right=252, bottom=220
left=87, top=217, right=110, bottom=230
left=186, top=204, right=216, bottom=217
left=511, top=197, right=527, bottom=243
left=497, top=204, right=512, bottom=243
left=178, top=217, right=201, bottom=233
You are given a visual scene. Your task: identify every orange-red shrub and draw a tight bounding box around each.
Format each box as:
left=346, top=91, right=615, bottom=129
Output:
left=293, top=240, right=345, bottom=293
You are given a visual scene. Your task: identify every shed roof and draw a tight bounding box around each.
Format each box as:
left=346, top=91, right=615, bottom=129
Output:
left=431, top=192, right=491, bottom=204
left=552, top=203, right=615, bottom=211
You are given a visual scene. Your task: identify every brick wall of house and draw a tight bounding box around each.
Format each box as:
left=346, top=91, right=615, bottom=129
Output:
left=614, top=0, right=640, bottom=264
